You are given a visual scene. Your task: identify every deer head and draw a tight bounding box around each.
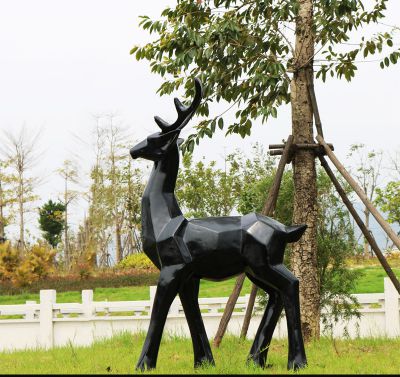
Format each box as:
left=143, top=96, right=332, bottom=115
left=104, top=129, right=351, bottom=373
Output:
left=130, top=78, right=203, bottom=161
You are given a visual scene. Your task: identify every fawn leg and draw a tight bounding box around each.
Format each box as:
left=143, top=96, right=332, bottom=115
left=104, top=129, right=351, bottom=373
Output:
left=136, top=264, right=184, bottom=371
left=245, top=274, right=283, bottom=368
left=179, top=278, right=215, bottom=368
left=251, top=265, right=307, bottom=371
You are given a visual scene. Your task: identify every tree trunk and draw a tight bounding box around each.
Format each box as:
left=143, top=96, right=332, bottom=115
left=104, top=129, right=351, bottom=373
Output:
left=64, top=175, right=70, bottom=268
left=290, top=0, right=320, bottom=341
left=18, top=176, right=24, bottom=251
left=0, top=180, right=5, bottom=242
left=64, top=204, right=69, bottom=266
left=115, top=219, right=123, bottom=263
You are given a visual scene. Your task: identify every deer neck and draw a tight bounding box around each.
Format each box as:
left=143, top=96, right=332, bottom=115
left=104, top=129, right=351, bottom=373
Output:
left=142, top=144, right=183, bottom=239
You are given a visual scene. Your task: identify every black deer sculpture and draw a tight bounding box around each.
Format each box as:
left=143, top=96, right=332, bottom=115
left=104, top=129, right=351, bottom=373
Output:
left=130, top=78, right=307, bottom=371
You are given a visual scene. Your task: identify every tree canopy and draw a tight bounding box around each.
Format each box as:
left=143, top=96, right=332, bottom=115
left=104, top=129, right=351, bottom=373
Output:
left=131, top=0, right=398, bottom=151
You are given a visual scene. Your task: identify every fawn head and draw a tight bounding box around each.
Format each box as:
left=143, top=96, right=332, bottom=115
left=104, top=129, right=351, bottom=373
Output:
left=130, top=78, right=203, bottom=161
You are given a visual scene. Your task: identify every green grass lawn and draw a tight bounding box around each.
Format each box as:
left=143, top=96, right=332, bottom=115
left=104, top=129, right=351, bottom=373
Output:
left=350, top=266, right=400, bottom=293
left=0, top=332, right=399, bottom=374
left=0, top=277, right=254, bottom=305
left=0, top=266, right=398, bottom=305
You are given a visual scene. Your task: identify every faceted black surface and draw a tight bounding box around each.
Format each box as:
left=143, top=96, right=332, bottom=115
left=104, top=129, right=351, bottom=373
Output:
left=130, top=78, right=308, bottom=371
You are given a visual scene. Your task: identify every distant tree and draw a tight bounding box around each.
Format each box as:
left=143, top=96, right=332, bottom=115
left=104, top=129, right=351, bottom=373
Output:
left=376, top=181, right=400, bottom=239
left=38, top=200, right=65, bottom=248
left=375, top=149, right=400, bottom=245
left=123, top=159, right=145, bottom=255
left=1, top=126, right=41, bottom=250
left=348, top=144, right=383, bottom=256
left=87, top=118, right=110, bottom=266
left=57, top=159, right=80, bottom=266
left=0, top=159, right=15, bottom=243
left=176, top=152, right=241, bottom=218
left=104, top=114, right=128, bottom=263
left=86, top=115, right=144, bottom=266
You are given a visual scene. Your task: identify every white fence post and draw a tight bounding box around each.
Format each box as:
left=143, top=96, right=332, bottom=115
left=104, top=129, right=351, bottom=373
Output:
left=82, top=290, right=94, bottom=318
left=149, top=285, right=157, bottom=314
left=149, top=285, right=179, bottom=316
left=384, top=277, right=400, bottom=337
left=169, top=297, right=180, bottom=316
left=39, top=290, right=56, bottom=349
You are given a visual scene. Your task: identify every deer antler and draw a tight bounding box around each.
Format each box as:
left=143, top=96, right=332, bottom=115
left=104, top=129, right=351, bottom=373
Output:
left=154, top=77, right=203, bottom=133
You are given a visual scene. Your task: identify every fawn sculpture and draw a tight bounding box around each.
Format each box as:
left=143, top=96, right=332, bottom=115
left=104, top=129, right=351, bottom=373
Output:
left=130, top=78, right=307, bottom=371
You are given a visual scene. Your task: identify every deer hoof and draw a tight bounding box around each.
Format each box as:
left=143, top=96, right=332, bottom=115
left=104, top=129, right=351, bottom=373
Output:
left=246, top=354, right=270, bottom=369
left=136, top=356, right=155, bottom=372
left=287, top=357, right=307, bottom=371
left=194, top=356, right=215, bottom=368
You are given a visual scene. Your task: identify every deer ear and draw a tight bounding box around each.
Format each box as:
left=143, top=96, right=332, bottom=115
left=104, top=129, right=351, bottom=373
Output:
left=159, top=131, right=180, bottom=153
left=148, top=129, right=180, bottom=147
left=285, top=224, right=307, bottom=243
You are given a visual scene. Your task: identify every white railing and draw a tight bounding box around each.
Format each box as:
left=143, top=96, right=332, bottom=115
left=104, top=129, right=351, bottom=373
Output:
left=0, top=278, right=398, bottom=351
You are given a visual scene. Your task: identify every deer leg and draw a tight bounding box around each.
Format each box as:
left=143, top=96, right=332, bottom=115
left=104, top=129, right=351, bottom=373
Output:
left=136, top=264, right=184, bottom=371
left=245, top=274, right=283, bottom=369
left=250, top=265, right=307, bottom=371
left=179, top=277, right=215, bottom=368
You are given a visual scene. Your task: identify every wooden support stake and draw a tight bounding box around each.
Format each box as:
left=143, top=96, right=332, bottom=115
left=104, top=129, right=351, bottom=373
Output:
left=269, top=150, right=285, bottom=157
left=319, top=155, right=400, bottom=295
left=212, top=274, right=245, bottom=347
left=317, top=135, right=400, bottom=252
left=269, top=143, right=288, bottom=149
left=262, top=135, right=294, bottom=217
left=213, top=136, right=294, bottom=346
left=269, top=143, right=334, bottom=150
left=240, top=135, right=294, bottom=339
left=306, top=72, right=324, bottom=138
left=240, top=283, right=258, bottom=338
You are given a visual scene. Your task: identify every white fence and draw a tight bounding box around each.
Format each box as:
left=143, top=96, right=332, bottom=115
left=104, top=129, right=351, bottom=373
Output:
left=0, top=278, right=399, bottom=352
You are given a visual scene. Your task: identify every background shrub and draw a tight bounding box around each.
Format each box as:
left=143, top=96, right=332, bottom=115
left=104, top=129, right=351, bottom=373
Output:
left=0, top=242, right=21, bottom=281
left=21, top=243, right=56, bottom=279
left=0, top=242, right=57, bottom=287
left=117, top=253, right=155, bottom=270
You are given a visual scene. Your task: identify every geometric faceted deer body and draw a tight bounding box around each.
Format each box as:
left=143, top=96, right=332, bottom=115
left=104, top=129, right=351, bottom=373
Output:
left=130, top=78, right=307, bottom=371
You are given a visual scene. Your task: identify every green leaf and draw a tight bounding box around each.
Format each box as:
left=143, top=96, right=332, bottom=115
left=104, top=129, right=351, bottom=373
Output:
left=188, top=140, right=194, bottom=153
left=211, top=119, right=216, bottom=133
left=130, top=46, right=139, bottom=55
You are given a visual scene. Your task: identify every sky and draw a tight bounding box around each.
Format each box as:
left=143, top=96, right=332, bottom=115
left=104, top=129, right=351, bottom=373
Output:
left=0, top=0, right=399, bottom=243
